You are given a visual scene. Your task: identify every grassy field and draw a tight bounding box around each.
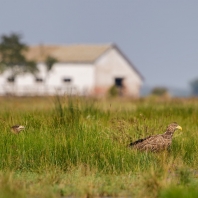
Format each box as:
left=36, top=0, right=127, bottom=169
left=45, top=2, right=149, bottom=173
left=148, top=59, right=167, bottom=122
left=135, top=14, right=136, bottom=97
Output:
left=0, top=96, right=198, bottom=198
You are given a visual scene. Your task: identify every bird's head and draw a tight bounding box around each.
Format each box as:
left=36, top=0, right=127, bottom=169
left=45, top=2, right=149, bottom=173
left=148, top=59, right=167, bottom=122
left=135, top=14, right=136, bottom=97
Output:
left=166, top=122, right=182, bottom=134
left=11, top=125, right=25, bottom=134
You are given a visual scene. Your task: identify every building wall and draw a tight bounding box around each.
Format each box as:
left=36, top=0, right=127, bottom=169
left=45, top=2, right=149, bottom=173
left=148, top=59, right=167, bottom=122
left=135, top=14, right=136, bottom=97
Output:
left=94, top=48, right=142, bottom=97
left=46, top=63, right=95, bottom=95
left=0, top=63, right=95, bottom=96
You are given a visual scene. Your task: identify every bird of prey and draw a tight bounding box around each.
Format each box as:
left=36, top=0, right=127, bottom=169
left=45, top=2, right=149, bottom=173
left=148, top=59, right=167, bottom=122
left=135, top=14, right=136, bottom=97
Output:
left=11, top=125, right=25, bottom=134
left=129, top=122, right=182, bottom=152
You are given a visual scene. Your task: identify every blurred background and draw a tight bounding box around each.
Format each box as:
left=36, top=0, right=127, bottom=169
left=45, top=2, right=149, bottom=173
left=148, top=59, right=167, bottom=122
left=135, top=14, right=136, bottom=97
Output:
left=0, top=0, right=198, bottom=97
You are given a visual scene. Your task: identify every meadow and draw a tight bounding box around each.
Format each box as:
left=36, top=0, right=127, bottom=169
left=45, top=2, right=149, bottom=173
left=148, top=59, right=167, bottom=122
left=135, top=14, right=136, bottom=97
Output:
left=0, top=96, right=198, bottom=198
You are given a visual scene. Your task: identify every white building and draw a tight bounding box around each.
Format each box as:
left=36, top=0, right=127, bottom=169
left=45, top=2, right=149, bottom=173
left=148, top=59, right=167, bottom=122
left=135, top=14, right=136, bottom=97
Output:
left=0, top=44, right=144, bottom=97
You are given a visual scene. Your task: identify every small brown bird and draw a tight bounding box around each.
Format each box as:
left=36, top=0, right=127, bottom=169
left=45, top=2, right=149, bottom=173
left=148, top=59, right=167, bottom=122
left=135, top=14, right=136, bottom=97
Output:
left=129, top=122, right=182, bottom=152
left=11, top=125, right=25, bottom=134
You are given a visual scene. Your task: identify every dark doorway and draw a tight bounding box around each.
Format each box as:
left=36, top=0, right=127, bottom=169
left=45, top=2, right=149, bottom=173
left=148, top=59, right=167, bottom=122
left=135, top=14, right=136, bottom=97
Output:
left=114, top=77, right=125, bottom=96
left=115, top=78, right=123, bottom=87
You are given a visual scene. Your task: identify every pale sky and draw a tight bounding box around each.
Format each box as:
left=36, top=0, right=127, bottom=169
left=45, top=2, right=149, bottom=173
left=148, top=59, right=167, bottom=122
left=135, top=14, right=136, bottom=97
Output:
left=0, top=1, right=198, bottom=90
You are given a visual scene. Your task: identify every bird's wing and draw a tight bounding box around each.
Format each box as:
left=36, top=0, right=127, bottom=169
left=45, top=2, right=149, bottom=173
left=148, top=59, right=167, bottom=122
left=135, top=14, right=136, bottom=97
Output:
left=130, top=134, right=169, bottom=151
left=129, top=135, right=152, bottom=146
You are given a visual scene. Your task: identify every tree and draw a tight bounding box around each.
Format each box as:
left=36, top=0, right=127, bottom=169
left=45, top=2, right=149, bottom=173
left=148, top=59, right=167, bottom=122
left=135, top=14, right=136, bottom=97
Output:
left=190, top=78, right=198, bottom=96
left=43, top=55, right=57, bottom=84
left=45, top=55, right=57, bottom=73
left=0, top=33, right=37, bottom=79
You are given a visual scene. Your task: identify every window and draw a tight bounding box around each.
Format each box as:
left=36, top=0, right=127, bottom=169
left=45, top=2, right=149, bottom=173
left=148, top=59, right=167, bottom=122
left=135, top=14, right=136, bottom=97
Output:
left=7, top=76, right=15, bottom=83
left=35, top=77, right=43, bottom=83
left=62, top=78, right=72, bottom=83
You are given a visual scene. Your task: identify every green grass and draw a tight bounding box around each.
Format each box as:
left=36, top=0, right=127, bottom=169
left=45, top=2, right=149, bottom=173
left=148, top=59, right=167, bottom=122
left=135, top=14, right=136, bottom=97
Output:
left=0, top=96, right=198, bottom=197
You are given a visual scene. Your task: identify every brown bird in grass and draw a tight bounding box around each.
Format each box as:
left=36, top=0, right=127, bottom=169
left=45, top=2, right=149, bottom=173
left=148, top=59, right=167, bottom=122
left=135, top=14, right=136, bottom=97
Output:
left=129, top=122, right=182, bottom=152
left=11, top=125, right=25, bottom=134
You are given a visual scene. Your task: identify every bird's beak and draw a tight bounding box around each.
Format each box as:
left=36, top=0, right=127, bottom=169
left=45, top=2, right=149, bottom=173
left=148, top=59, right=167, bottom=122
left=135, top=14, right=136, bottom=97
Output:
left=18, top=126, right=25, bottom=130
left=176, top=125, right=182, bottom=130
